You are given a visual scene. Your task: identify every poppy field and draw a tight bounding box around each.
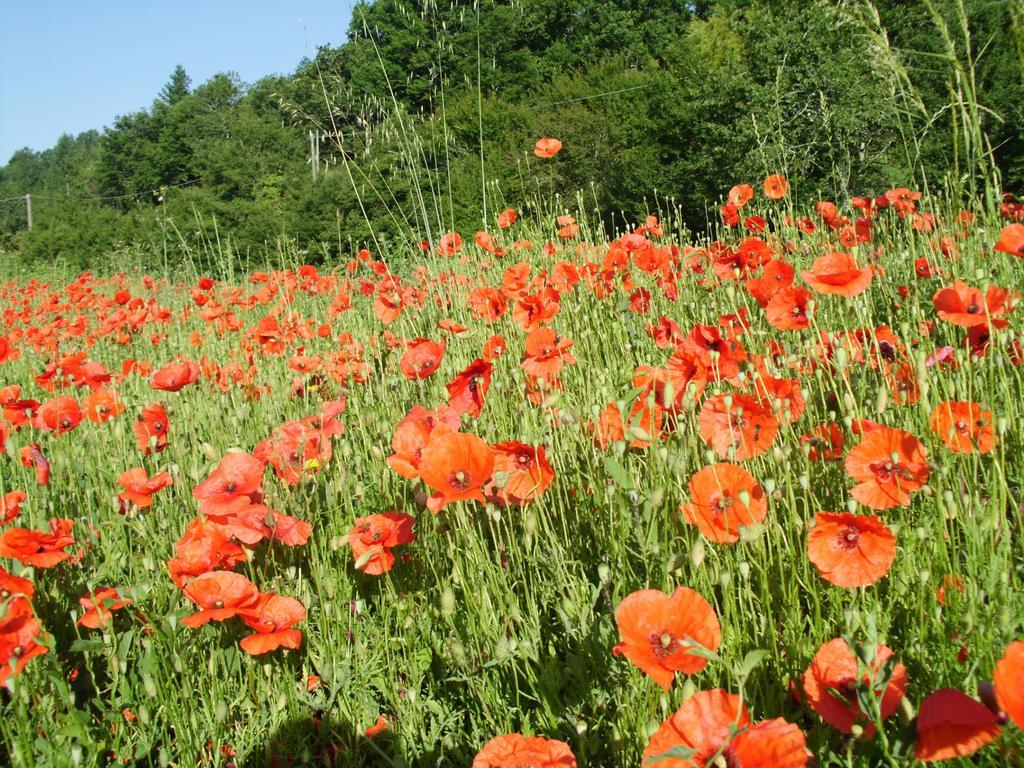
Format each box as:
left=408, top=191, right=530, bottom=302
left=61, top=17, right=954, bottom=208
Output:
left=1, top=174, right=1024, bottom=767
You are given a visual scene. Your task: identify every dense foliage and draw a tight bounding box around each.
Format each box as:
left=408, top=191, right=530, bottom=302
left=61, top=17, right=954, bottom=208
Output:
left=0, top=0, right=1021, bottom=268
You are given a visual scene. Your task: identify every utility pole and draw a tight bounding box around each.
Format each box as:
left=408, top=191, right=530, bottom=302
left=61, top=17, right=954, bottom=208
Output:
left=24, top=194, right=32, bottom=230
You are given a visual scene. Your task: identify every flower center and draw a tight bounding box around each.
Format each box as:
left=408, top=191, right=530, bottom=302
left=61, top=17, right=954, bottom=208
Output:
left=714, top=494, right=735, bottom=513
left=649, top=631, right=680, bottom=659
left=837, top=525, right=861, bottom=550
left=449, top=470, right=470, bottom=491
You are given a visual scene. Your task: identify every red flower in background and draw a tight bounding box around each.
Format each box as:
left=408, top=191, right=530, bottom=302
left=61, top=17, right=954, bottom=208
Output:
left=643, top=689, right=807, bottom=768
left=134, top=403, right=169, bottom=454
left=447, top=359, right=492, bottom=418
left=534, top=138, right=563, bottom=158
left=181, top=571, right=261, bottom=628
left=845, top=427, right=928, bottom=510
left=0, top=518, right=75, bottom=568
left=77, top=588, right=132, bottom=629
left=419, top=431, right=494, bottom=513
left=613, top=587, right=721, bottom=690
left=681, top=464, right=767, bottom=543
left=488, top=442, right=555, bottom=505
left=801, top=638, right=907, bottom=735
left=151, top=360, right=200, bottom=392
left=399, top=338, right=446, bottom=380
left=117, top=468, right=173, bottom=509
left=34, top=396, right=82, bottom=435
left=239, top=593, right=306, bottom=655
left=915, top=689, right=1001, bottom=762
left=349, top=512, right=416, bottom=575
left=1, top=491, right=27, bottom=524
left=473, top=733, right=576, bottom=767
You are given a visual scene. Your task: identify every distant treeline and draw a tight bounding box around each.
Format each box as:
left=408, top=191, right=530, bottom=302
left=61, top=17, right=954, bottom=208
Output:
left=1, top=0, right=1021, bottom=267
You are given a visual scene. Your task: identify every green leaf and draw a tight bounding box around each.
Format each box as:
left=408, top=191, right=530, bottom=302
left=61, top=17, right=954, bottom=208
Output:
left=646, top=745, right=699, bottom=764
left=737, top=649, right=769, bottom=680
left=69, top=638, right=105, bottom=653
left=603, top=455, right=634, bottom=490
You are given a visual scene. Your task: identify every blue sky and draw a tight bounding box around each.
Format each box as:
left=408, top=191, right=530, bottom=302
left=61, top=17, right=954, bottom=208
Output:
left=0, top=1, right=354, bottom=163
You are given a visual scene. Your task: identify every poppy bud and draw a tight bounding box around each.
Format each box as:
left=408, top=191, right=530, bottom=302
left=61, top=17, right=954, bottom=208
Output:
left=440, top=588, right=456, bottom=616
left=681, top=678, right=697, bottom=700
left=691, top=540, right=706, bottom=568
left=875, top=386, right=888, bottom=414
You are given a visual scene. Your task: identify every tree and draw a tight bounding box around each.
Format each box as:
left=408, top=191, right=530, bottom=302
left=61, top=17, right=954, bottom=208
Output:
left=159, top=65, right=192, bottom=105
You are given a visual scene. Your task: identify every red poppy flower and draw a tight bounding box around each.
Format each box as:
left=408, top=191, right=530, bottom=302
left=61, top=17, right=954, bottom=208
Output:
left=255, top=421, right=331, bottom=486
left=348, top=512, right=416, bottom=575
left=613, top=587, right=721, bottom=690
left=487, top=442, right=555, bottom=505
left=801, top=638, right=907, bottom=735
left=807, top=511, right=895, bottom=587
left=845, top=427, right=928, bottom=510
left=764, top=174, right=789, bottom=199
left=482, top=335, right=507, bottom=360
left=994, top=223, right=1024, bottom=257
left=34, top=395, right=82, bottom=435
left=994, top=641, right=1024, bottom=730
left=932, top=280, right=1010, bottom=328
left=698, top=393, right=779, bottom=460
left=167, top=518, right=246, bottom=587
left=181, top=570, right=261, bottom=628
left=239, top=593, right=306, bottom=655
left=534, top=138, right=563, bottom=159
left=134, top=403, right=170, bottom=454
left=522, top=328, right=575, bottom=380
left=728, top=184, right=754, bottom=207
left=680, top=464, right=767, bottom=543
left=681, top=324, right=747, bottom=383
left=468, top=287, right=508, bottom=323
left=19, top=444, right=50, bottom=485
left=117, top=468, right=173, bottom=509
left=746, top=259, right=795, bottom=307
left=77, top=587, right=132, bottom=629
left=915, top=688, right=1001, bottom=762
left=0, top=596, right=48, bottom=685
left=1, top=491, right=27, bottom=524
left=418, top=431, right=495, bottom=513
left=802, top=252, right=873, bottom=297
left=496, top=208, right=517, bottom=229
left=192, top=452, right=264, bottom=518
left=82, top=388, right=124, bottom=423
left=885, top=187, right=920, bottom=213
left=766, top=286, right=812, bottom=331
left=446, top=358, right=492, bottom=418
left=0, top=565, right=34, bottom=600
left=929, top=400, right=996, bottom=454
left=437, top=231, right=464, bottom=257
left=643, top=688, right=808, bottom=768
left=473, top=733, right=576, bottom=767
left=151, top=360, right=200, bottom=392
left=0, top=518, right=75, bottom=568
left=588, top=403, right=625, bottom=450
left=364, top=715, right=389, bottom=739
